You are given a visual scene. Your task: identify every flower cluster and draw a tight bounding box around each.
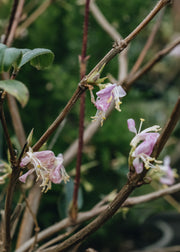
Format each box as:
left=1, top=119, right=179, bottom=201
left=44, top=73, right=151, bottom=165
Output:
left=128, top=118, right=161, bottom=174
left=91, top=83, right=126, bottom=125
left=19, top=148, right=69, bottom=192
left=127, top=118, right=175, bottom=185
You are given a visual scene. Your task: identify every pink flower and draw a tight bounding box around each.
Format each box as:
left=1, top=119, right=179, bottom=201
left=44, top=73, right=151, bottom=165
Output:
left=128, top=118, right=161, bottom=174
left=92, top=83, right=126, bottom=125
left=159, top=156, right=175, bottom=185
left=19, top=148, right=69, bottom=192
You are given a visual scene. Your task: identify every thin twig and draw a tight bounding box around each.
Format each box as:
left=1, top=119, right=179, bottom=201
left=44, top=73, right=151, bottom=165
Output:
left=130, top=9, right=164, bottom=74
left=71, top=0, right=90, bottom=221
left=4, top=0, right=25, bottom=47
left=0, top=94, right=16, bottom=165
left=89, top=0, right=128, bottom=81
left=153, top=97, right=180, bottom=158
left=3, top=0, right=19, bottom=45
left=16, top=183, right=41, bottom=248
left=3, top=169, right=20, bottom=252
left=15, top=0, right=52, bottom=38
left=37, top=226, right=79, bottom=251
left=124, top=36, right=180, bottom=91
left=21, top=191, right=40, bottom=252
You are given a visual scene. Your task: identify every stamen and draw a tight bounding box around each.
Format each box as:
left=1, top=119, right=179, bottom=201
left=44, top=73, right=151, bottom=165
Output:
left=138, top=118, right=145, bottom=134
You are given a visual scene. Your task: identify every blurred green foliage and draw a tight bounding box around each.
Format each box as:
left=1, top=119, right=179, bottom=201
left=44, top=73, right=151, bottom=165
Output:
left=0, top=0, right=180, bottom=251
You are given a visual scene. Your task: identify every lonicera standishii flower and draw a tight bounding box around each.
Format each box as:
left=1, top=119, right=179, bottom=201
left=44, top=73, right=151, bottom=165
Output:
left=159, top=156, right=175, bottom=185
left=91, top=83, right=126, bottom=125
left=19, top=148, right=69, bottom=192
left=128, top=118, right=161, bottom=174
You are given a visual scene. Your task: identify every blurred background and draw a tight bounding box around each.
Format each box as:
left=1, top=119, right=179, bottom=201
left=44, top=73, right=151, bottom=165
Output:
left=0, top=0, right=180, bottom=251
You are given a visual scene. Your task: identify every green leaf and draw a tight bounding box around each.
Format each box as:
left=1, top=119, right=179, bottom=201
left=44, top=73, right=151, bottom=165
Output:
left=18, top=48, right=54, bottom=70
left=0, top=44, right=22, bottom=73
left=3, top=48, right=22, bottom=72
left=0, top=80, right=29, bottom=107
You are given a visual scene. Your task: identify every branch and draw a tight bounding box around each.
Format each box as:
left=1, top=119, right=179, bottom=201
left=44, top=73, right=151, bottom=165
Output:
left=63, top=37, right=180, bottom=167
left=15, top=182, right=180, bottom=252
left=33, top=0, right=169, bottom=152
left=15, top=0, right=52, bottom=38
left=153, top=96, right=180, bottom=158
left=89, top=0, right=128, bottom=81
left=71, top=0, right=90, bottom=221
left=32, top=85, right=180, bottom=252
left=124, top=36, right=180, bottom=91
left=3, top=0, right=25, bottom=47
left=130, top=9, right=164, bottom=74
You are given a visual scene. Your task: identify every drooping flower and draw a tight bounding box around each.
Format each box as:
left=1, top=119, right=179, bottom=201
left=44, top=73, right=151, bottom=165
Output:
left=19, top=148, right=69, bottom=192
left=159, top=156, right=175, bottom=185
left=92, top=83, right=126, bottom=125
left=128, top=118, right=161, bottom=174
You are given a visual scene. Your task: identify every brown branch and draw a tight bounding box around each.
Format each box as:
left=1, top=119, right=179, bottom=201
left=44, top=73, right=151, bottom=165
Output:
left=33, top=0, right=169, bottom=152
left=130, top=9, right=164, bottom=74
left=71, top=0, right=90, bottom=221
left=37, top=226, right=79, bottom=251
left=4, top=0, right=25, bottom=47
left=15, top=0, right=52, bottom=38
left=152, top=96, right=180, bottom=158
left=22, top=191, right=40, bottom=252
left=0, top=93, right=16, bottom=165
left=124, top=36, right=180, bottom=91
left=31, top=82, right=180, bottom=251
left=89, top=0, right=128, bottom=81
left=32, top=86, right=86, bottom=151
left=15, top=182, right=180, bottom=252
left=16, top=183, right=41, bottom=248
left=63, top=37, right=180, bottom=167
left=3, top=169, right=20, bottom=252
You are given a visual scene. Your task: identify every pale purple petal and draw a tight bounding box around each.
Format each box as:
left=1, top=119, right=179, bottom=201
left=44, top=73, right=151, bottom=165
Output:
left=95, top=84, right=116, bottom=112
left=127, top=119, right=137, bottom=134
left=49, top=155, right=64, bottom=184
left=160, top=176, right=174, bottom=185
left=20, top=156, right=31, bottom=167
left=96, top=84, right=116, bottom=98
left=34, top=150, right=55, bottom=169
left=49, top=165, right=62, bottom=184
left=112, top=85, right=126, bottom=99
left=159, top=156, right=175, bottom=185
left=19, top=168, right=35, bottom=183
left=134, top=133, right=159, bottom=156
left=133, top=157, right=143, bottom=174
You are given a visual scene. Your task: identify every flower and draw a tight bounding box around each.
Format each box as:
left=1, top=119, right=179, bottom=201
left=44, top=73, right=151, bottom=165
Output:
left=159, top=156, right=175, bottom=185
left=92, top=83, right=126, bottom=125
left=19, top=148, right=69, bottom=192
left=128, top=118, right=161, bottom=174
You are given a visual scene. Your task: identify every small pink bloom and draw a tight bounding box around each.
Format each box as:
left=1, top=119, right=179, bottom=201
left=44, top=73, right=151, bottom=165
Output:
left=128, top=118, right=160, bottom=174
left=92, top=83, right=126, bottom=125
left=159, top=156, right=175, bottom=185
left=19, top=148, right=69, bottom=192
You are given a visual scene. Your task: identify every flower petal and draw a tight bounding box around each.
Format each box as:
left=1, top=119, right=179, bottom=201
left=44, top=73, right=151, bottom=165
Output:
left=133, top=157, right=143, bottom=174
left=19, top=168, right=35, bottom=183
left=127, top=119, right=137, bottom=134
